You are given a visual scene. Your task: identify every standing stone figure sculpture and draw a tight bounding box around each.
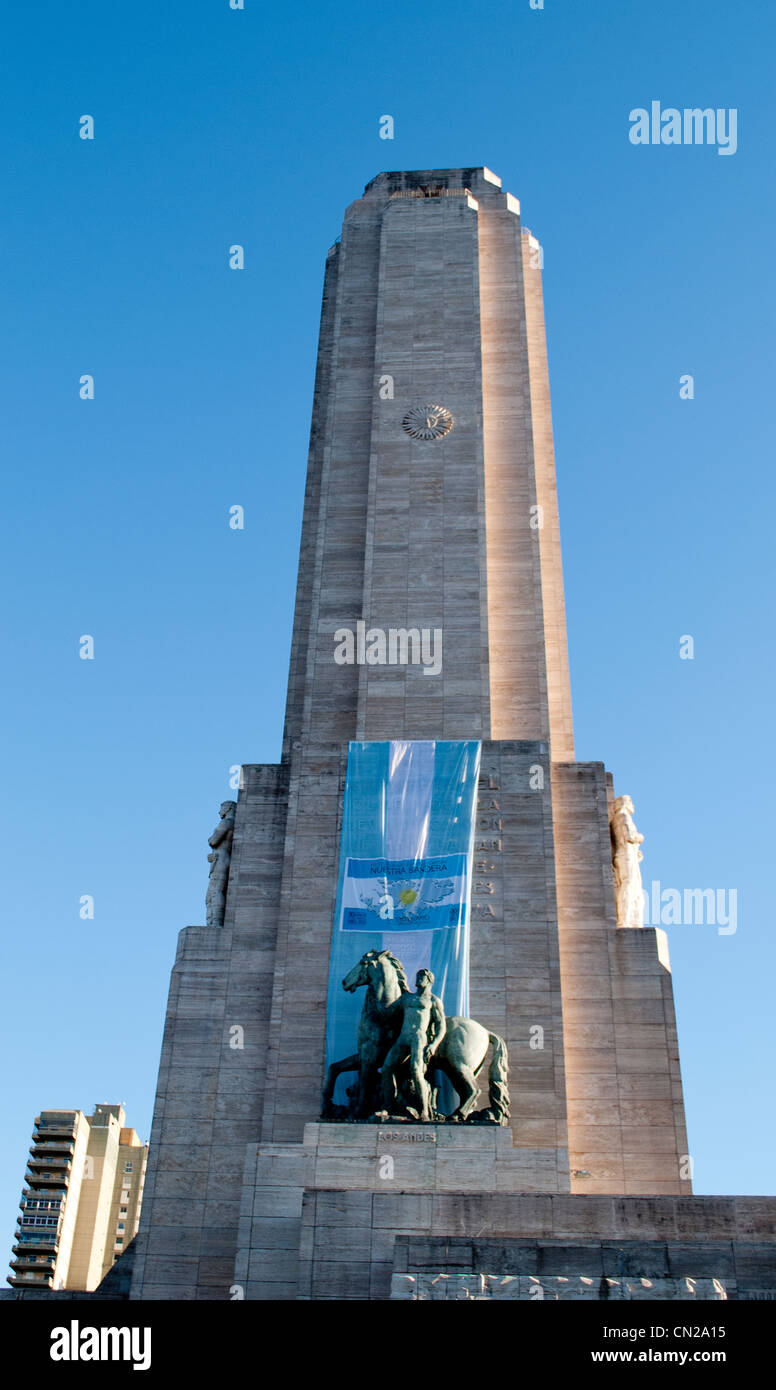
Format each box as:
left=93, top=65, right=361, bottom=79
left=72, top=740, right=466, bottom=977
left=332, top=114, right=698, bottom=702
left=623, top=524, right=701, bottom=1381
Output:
left=380, top=968, right=446, bottom=1122
left=611, top=794, right=645, bottom=928
left=206, top=800, right=237, bottom=928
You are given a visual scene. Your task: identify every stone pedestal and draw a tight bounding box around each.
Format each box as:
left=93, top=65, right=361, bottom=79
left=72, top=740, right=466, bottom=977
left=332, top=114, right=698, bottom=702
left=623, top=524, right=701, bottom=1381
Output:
left=235, top=1123, right=776, bottom=1301
left=236, top=1121, right=568, bottom=1300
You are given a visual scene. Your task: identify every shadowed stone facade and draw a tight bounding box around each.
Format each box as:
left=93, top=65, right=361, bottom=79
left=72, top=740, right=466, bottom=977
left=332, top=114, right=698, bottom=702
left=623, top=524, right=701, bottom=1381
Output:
left=128, top=168, right=775, bottom=1301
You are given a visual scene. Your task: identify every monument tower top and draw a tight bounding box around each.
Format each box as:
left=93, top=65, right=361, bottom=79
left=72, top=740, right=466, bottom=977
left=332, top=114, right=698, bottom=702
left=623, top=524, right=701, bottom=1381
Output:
left=362, top=166, right=506, bottom=196
left=283, top=162, right=574, bottom=759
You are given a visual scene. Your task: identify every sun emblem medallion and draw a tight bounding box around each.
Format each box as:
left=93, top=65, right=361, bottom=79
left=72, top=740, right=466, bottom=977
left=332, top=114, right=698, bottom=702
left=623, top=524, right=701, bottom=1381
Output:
left=401, top=404, right=455, bottom=440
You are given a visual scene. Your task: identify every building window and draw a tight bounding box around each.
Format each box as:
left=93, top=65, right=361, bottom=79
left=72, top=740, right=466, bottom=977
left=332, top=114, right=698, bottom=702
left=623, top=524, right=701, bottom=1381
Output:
left=124, top=1163, right=133, bottom=1173
left=117, top=1223, right=125, bottom=1232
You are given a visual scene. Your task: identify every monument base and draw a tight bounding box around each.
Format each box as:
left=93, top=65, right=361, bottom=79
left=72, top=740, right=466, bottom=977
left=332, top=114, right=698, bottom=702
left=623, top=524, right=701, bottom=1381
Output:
left=236, top=1123, right=776, bottom=1301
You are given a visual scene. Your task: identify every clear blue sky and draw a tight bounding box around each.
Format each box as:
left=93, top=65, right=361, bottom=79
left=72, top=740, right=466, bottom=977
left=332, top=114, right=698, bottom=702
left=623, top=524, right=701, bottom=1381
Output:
left=2, top=0, right=774, bottom=1270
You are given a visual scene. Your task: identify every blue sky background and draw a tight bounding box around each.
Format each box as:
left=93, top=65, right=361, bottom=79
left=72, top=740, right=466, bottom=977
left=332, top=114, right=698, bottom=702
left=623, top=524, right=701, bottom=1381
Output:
left=1, top=0, right=774, bottom=1270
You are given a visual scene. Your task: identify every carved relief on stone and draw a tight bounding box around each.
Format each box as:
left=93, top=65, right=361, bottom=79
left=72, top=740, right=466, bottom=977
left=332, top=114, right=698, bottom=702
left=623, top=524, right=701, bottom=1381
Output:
left=610, top=794, right=645, bottom=928
left=205, top=800, right=237, bottom=928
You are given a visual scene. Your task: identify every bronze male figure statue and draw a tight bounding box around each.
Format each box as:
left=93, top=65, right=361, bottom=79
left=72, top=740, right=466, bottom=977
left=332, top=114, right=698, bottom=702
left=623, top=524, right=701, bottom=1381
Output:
left=380, top=968, right=446, bottom=1122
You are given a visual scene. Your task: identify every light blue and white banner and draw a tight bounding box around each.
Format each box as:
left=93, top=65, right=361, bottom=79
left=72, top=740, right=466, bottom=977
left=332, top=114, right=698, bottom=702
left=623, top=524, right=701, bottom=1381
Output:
left=325, top=739, right=481, bottom=1101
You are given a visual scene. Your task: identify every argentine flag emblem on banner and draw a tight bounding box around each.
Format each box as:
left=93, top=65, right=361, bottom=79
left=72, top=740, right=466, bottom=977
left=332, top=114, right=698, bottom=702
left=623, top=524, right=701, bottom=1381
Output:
left=341, top=853, right=469, bottom=932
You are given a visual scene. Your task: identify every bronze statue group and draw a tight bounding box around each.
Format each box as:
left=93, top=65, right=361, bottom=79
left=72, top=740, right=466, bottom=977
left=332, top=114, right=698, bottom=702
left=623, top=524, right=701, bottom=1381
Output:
left=322, top=949, right=509, bottom=1125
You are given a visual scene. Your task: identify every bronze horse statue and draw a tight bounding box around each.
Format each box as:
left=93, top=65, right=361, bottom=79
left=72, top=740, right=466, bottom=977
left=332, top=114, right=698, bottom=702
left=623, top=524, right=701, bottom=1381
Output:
left=321, top=948, right=509, bottom=1124
left=321, top=949, right=407, bottom=1119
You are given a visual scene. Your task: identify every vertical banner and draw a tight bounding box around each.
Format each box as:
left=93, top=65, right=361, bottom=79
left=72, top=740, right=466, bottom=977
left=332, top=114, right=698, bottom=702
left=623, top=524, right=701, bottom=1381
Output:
left=325, top=739, right=481, bottom=1103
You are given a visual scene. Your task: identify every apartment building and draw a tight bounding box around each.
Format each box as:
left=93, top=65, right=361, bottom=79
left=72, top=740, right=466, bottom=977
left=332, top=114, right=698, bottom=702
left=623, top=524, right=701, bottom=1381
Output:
left=8, top=1103, right=147, bottom=1291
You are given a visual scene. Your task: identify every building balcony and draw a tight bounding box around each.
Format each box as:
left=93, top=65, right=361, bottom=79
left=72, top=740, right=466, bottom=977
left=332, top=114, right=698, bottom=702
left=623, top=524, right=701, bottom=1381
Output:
left=16, top=1228, right=61, bottom=1246
left=13, top=1233, right=58, bottom=1252
left=18, top=1187, right=61, bottom=1205
left=25, top=1161, right=70, bottom=1186
left=19, top=1195, right=62, bottom=1213
left=29, top=1140, right=74, bottom=1157
left=7, top=1271, right=54, bottom=1288
left=24, top=1177, right=68, bottom=1192
left=17, top=1210, right=63, bottom=1232
left=10, top=1252, right=56, bottom=1271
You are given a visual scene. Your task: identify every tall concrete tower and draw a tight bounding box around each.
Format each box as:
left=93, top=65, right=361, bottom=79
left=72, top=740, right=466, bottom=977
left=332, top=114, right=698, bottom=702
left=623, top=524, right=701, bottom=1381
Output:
left=130, top=169, right=775, bottom=1303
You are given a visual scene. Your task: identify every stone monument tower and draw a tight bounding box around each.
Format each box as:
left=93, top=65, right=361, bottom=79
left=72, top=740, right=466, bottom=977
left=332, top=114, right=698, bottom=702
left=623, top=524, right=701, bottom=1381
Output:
left=129, top=169, right=775, bottom=1302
